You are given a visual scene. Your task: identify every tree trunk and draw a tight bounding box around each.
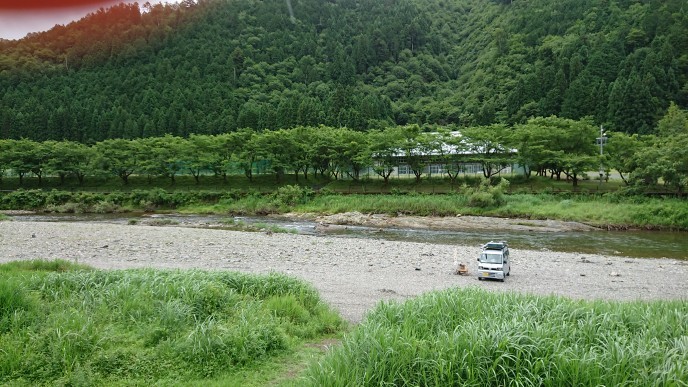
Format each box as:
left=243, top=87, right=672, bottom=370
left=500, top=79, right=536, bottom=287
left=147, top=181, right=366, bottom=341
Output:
left=523, top=166, right=531, bottom=178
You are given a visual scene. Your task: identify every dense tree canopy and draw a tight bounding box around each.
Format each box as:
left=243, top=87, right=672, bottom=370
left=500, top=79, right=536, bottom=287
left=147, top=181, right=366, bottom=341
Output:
left=1, top=0, right=687, bottom=141
left=2, top=108, right=687, bottom=193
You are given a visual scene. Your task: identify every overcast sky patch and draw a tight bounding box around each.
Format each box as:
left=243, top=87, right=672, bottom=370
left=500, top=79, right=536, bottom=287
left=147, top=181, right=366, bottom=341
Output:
left=0, top=1, right=179, bottom=40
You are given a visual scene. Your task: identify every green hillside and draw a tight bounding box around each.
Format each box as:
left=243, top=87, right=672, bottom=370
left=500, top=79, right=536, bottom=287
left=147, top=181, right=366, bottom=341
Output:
left=1, top=0, right=686, bottom=141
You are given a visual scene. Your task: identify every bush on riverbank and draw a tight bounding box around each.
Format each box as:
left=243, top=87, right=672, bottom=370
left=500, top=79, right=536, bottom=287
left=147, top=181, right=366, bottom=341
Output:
left=0, top=260, right=344, bottom=385
left=303, top=288, right=688, bottom=386
left=465, top=178, right=509, bottom=208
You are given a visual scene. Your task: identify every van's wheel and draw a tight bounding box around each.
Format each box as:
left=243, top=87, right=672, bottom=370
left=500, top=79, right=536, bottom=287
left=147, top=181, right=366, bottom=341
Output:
left=500, top=278, right=505, bottom=282
left=507, top=271, right=510, bottom=276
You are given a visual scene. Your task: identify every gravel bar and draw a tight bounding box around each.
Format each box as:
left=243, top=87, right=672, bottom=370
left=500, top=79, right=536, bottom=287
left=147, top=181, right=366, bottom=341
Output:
left=1, top=221, right=686, bottom=323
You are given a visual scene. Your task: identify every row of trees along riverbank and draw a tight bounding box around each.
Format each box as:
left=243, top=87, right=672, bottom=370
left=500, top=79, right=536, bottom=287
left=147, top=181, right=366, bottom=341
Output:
left=1, top=111, right=687, bottom=194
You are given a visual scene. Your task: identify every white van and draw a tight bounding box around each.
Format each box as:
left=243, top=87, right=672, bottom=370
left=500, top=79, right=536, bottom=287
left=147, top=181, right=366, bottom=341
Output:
left=477, top=241, right=510, bottom=281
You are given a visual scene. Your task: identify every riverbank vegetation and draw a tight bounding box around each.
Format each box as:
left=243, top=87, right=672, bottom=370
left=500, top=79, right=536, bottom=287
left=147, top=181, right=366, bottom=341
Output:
left=297, top=192, right=688, bottom=230
left=1, top=181, right=687, bottom=230
left=303, top=288, right=688, bottom=386
left=0, top=260, right=344, bottom=386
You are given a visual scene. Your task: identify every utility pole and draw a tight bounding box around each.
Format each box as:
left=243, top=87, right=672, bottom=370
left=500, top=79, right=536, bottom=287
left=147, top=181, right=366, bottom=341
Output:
left=597, top=125, right=607, bottom=190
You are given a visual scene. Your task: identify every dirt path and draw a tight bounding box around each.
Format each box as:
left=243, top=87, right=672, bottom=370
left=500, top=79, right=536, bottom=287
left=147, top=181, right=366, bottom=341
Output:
left=1, top=220, right=686, bottom=323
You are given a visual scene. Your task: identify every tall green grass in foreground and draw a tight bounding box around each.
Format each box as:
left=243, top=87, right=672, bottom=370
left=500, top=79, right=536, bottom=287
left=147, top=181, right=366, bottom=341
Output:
left=304, top=288, right=688, bottom=386
left=0, top=260, right=343, bottom=385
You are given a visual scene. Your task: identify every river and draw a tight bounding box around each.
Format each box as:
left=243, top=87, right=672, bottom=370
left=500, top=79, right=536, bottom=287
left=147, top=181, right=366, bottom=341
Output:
left=8, top=213, right=688, bottom=260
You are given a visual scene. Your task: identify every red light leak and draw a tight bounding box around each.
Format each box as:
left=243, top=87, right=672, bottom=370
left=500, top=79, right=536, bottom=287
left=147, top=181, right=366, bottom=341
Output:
left=0, top=1, right=115, bottom=10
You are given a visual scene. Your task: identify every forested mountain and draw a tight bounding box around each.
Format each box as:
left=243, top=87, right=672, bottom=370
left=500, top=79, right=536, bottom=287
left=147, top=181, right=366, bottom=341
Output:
left=1, top=0, right=686, bottom=142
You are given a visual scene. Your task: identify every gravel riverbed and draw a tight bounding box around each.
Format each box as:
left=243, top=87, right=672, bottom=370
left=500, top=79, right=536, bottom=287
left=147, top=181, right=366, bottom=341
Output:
left=1, top=220, right=686, bottom=323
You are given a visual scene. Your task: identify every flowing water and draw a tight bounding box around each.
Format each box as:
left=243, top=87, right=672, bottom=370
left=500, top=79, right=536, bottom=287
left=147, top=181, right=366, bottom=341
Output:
left=10, top=213, right=688, bottom=260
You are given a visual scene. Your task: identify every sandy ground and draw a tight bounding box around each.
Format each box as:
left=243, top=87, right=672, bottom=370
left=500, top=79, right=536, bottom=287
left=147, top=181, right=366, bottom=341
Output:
left=1, top=220, right=686, bottom=323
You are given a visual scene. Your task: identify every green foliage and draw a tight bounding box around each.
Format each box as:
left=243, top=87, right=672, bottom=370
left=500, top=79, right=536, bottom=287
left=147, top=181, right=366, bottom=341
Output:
left=0, top=189, right=47, bottom=209
left=0, top=259, right=92, bottom=273
left=0, top=262, right=344, bottom=385
left=146, top=218, right=180, bottom=226
left=605, top=132, right=642, bottom=185
left=513, top=116, right=598, bottom=185
left=304, top=288, right=688, bottom=386
left=495, top=192, right=688, bottom=229
left=0, top=189, right=226, bottom=212
left=1, top=105, right=685, bottom=193
left=460, top=124, right=512, bottom=178
left=1, top=0, right=686, bottom=141
left=1, top=173, right=686, bottom=229
left=466, top=178, right=510, bottom=208
left=627, top=104, right=688, bottom=194
left=299, top=192, right=468, bottom=217
left=271, top=185, right=314, bottom=208
left=0, top=279, right=35, bottom=334
left=251, top=222, right=298, bottom=234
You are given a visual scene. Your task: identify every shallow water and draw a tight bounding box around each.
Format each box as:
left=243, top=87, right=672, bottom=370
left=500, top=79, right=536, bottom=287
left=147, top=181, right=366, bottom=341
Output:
left=10, top=213, right=688, bottom=260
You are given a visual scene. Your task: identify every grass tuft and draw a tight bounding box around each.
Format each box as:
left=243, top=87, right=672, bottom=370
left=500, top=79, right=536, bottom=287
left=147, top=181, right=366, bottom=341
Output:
left=0, top=258, right=92, bottom=273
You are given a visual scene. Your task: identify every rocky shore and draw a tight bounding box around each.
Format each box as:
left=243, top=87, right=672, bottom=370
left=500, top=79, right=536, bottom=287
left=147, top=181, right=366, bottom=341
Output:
left=1, top=220, right=686, bottom=323
left=310, top=211, right=599, bottom=232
